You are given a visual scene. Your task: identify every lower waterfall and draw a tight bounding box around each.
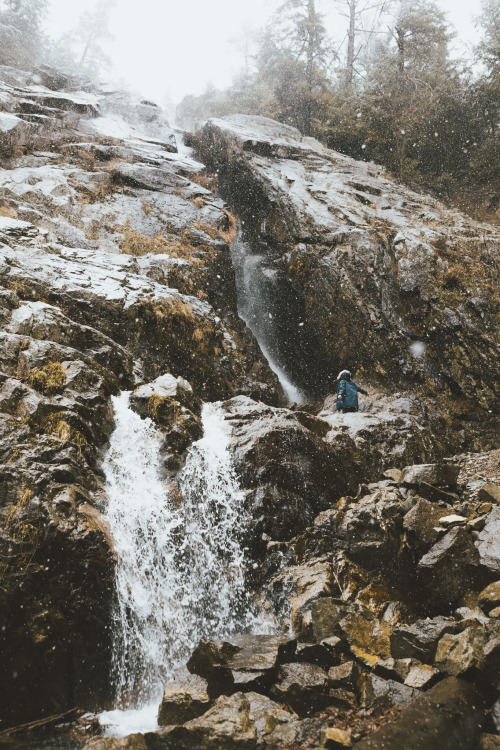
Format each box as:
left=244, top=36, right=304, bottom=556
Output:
left=99, top=392, right=258, bottom=736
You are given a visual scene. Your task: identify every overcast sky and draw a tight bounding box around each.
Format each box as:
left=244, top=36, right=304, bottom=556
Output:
left=45, top=0, right=482, bottom=107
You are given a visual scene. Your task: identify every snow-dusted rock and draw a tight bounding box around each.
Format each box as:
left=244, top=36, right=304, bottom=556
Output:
left=196, top=115, right=500, bottom=446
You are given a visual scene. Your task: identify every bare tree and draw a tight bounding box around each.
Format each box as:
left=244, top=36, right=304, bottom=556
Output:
left=332, top=0, right=391, bottom=89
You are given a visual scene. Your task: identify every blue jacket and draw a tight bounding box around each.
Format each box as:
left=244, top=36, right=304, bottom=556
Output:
left=337, top=377, right=368, bottom=410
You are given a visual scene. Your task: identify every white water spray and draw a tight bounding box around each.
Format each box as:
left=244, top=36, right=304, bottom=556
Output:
left=100, top=392, right=255, bottom=734
left=232, top=235, right=305, bottom=404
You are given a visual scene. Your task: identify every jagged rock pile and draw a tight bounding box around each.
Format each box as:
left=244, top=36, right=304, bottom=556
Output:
left=82, top=460, right=500, bottom=750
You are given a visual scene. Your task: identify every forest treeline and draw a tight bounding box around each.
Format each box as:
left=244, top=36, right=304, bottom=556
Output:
left=0, top=0, right=115, bottom=82
left=0, top=0, right=498, bottom=217
left=178, top=0, right=500, bottom=217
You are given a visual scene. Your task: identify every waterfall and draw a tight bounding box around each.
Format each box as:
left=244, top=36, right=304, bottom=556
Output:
left=232, top=234, right=305, bottom=404
left=99, top=392, right=256, bottom=735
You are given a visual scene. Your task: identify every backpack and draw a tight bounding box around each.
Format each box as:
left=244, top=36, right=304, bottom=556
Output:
left=343, top=380, right=359, bottom=409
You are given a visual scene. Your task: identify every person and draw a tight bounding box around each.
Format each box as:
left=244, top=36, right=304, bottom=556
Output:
left=336, top=370, right=368, bottom=413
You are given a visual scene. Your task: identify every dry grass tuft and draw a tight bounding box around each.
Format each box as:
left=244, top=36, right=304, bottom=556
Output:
left=219, top=209, right=237, bottom=245
left=28, top=361, right=66, bottom=396
left=188, top=172, right=218, bottom=192
left=0, top=203, right=17, bottom=219
left=43, top=414, right=88, bottom=449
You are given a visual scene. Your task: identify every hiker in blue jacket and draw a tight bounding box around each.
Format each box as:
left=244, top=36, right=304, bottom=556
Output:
left=336, top=370, right=368, bottom=413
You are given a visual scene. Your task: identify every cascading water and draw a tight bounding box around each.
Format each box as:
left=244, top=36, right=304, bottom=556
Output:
left=232, top=233, right=305, bottom=404
left=99, top=392, right=258, bottom=736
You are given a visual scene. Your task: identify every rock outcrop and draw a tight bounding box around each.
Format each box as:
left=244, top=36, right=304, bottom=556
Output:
left=0, top=72, right=282, bottom=729
left=195, top=115, right=500, bottom=446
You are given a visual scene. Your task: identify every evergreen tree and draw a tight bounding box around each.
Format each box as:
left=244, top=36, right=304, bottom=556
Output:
left=256, top=0, right=331, bottom=135
left=0, top=0, right=48, bottom=69
left=54, top=0, right=116, bottom=81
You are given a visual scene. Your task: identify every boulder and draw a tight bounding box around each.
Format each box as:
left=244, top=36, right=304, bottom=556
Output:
left=476, top=508, right=500, bottom=575
left=479, top=735, right=500, bottom=750
left=338, top=609, right=393, bottom=667
left=401, top=464, right=460, bottom=487
left=351, top=677, right=483, bottom=750
left=491, top=697, right=500, bottom=733
left=478, top=581, right=500, bottom=614
left=478, top=484, right=500, bottom=504
left=403, top=664, right=439, bottom=689
left=357, top=674, right=419, bottom=709
left=434, top=626, right=489, bottom=676
left=186, top=634, right=297, bottom=697
left=403, top=498, right=444, bottom=550
left=323, top=727, right=354, bottom=748
left=222, top=396, right=362, bottom=544
left=270, top=662, right=331, bottom=714
left=158, top=669, right=211, bottom=726
left=83, top=735, right=148, bottom=750
left=373, top=657, right=418, bottom=682
left=391, top=617, right=460, bottom=662
left=328, top=660, right=363, bottom=689
left=417, top=527, right=479, bottom=605
left=130, top=374, right=202, bottom=418
left=146, top=691, right=293, bottom=749
left=266, top=717, right=328, bottom=747
left=295, top=640, right=342, bottom=670
left=310, top=598, right=351, bottom=642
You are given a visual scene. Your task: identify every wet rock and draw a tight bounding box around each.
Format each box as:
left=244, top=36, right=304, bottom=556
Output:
left=83, top=735, right=148, bottom=750
left=351, top=677, right=483, bottom=750
left=323, top=727, right=353, bottom=748
left=270, top=662, right=330, bottom=714
left=328, top=660, right=363, bottom=689
left=476, top=508, right=500, bottom=574
left=434, top=626, right=488, bottom=676
left=357, top=674, right=419, bottom=709
left=403, top=664, right=440, bottom=689
left=479, top=735, right=500, bottom=750
left=391, top=617, right=460, bottom=662
left=186, top=634, right=297, bottom=697
left=491, top=696, right=500, bottom=732
left=0, top=112, right=34, bottom=156
left=267, top=560, right=335, bottom=639
left=403, top=497, right=444, bottom=549
left=338, top=609, right=393, bottom=667
left=478, top=484, right=500, bottom=503
left=402, top=464, right=460, bottom=487
left=266, top=717, right=327, bottom=747
left=417, top=527, right=479, bottom=605
left=478, top=581, right=500, bottom=614
left=195, top=116, right=500, bottom=445
left=222, top=396, right=360, bottom=544
left=130, top=374, right=202, bottom=419
left=158, top=669, right=211, bottom=726
left=146, top=691, right=293, bottom=749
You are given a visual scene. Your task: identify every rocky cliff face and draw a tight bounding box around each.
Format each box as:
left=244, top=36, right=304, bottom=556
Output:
left=0, top=72, right=280, bottom=728
left=1, top=74, right=499, bottom=750
left=195, top=115, right=500, bottom=446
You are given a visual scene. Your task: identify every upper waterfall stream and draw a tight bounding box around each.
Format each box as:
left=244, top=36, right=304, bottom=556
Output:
left=232, top=234, right=305, bottom=404
left=99, top=392, right=260, bottom=736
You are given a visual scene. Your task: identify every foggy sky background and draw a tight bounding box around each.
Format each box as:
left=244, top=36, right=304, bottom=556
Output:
left=45, top=0, right=481, bottom=106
